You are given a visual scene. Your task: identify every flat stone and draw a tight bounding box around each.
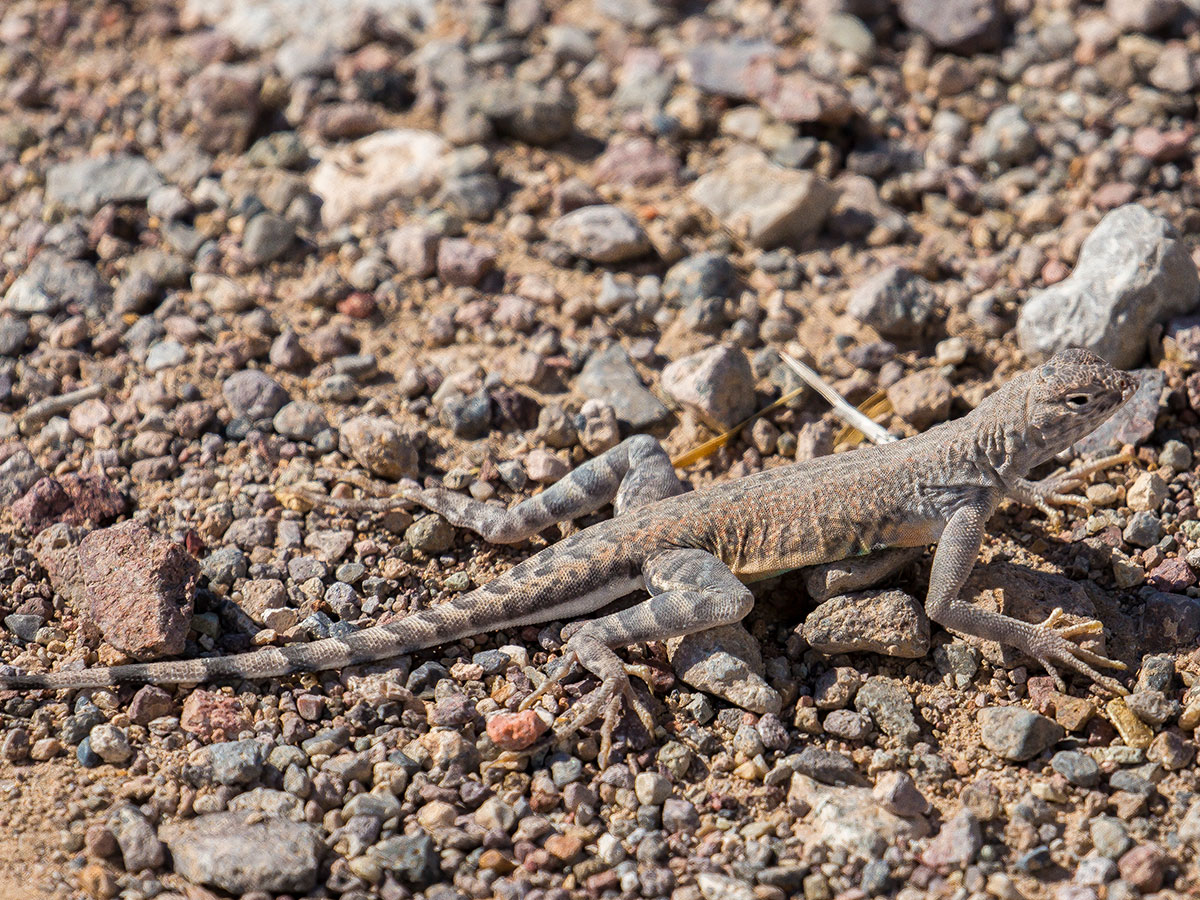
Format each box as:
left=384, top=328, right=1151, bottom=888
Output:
left=46, top=154, right=164, bottom=214
left=978, top=706, right=1065, bottom=761
left=162, top=812, right=323, bottom=894
left=548, top=205, right=651, bottom=263
left=1017, top=206, right=1200, bottom=368
left=577, top=343, right=669, bottom=429
left=898, top=0, right=1003, bottom=51
left=78, top=521, right=198, bottom=659
left=787, top=773, right=929, bottom=861
left=310, top=129, right=448, bottom=226
left=667, top=622, right=782, bottom=714
left=690, top=154, right=836, bottom=249
left=803, top=589, right=930, bottom=658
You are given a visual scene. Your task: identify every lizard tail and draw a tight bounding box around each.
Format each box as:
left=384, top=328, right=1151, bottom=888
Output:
left=0, top=595, right=484, bottom=691
left=0, top=525, right=640, bottom=692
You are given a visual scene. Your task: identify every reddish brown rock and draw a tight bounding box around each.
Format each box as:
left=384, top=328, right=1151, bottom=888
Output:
left=486, top=709, right=548, bottom=750
left=181, top=690, right=251, bottom=743
left=78, top=521, right=198, bottom=659
left=16, top=473, right=127, bottom=534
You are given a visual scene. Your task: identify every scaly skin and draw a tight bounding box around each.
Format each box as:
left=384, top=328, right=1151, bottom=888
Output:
left=0, top=349, right=1137, bottom=762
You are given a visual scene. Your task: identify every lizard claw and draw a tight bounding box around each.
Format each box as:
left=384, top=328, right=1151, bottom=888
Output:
left=552, top=667, right=656, bottom=767
left=525, top=638, right=657, bottom=767
left=1022, top=612, right=1127, bottom=696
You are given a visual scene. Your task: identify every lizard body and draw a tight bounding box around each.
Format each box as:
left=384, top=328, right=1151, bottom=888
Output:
left=0, top=349, right=1137, bottom=761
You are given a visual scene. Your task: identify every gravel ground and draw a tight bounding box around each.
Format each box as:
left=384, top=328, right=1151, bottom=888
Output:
left=2, top=1, right=1200, bottom=899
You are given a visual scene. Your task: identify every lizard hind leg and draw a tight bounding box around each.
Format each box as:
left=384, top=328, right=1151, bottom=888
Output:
left=404, top=434, right=685, bottom=544
left=530, top=548, right=753, bottom=766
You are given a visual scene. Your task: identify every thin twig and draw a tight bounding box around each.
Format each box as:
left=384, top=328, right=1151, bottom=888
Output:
left=778, top=352, right=899, bottom=446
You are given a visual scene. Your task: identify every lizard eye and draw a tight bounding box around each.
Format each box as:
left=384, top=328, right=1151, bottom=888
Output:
left=1065, top=393, right=1090, bottom=408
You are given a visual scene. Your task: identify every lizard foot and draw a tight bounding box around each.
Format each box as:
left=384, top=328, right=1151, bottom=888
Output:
left=1024, top=452, right=1133, bottom=520
left=521, top=638, right=657, bottom=766
left=1021, top=612, right=1127, bottom=696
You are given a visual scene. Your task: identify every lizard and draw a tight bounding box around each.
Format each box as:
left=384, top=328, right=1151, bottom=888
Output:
left=0, top=348, right=1138, bottom=764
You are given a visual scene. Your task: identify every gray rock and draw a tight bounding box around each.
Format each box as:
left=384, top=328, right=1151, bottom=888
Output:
left=972, top=104, right=1038, bottom=167
left=846, top=265, right=936, bottom=338
left=242, top=212, right=295, bottom=264
left=162, top=812, right=323, bottom=894
left=370, top=832, right=440, bottom=886
left=787, top=773, right=930, bottom=860
left=667, top=622, right=782, bottom=714
left=661, top=344, right=756, bottom=430
left=1051, top=750, right=1100, bottom=787
left=46, top=154, right=165, bottom=213
left=577, top=343, right=669, bottom=429
left=690, top=154, right=836, bottom=249
left=88, top=724, right=133, bottom=764
left=685, top=40, right=776, bottom=98
left=1017, top=205, right=1200, bottom=368
left=1106, top=0, right=1180, bottom=33
left=108, top=805, right=165, bottom=872
left=0, top=317, right=30, bottom=355
left=466, top=78, right=575, bottom=146
left=793, top=747, right=861, bottom=785
left=978, top=707, right=1065, bottom=761
left=339, top=415, right=418, bottom=479
left=898, top=0, right=1003, bottom=51
left=310, top=128, right=448, bottom=227
left=1124, top=510, right=1163, bottom=548
left=4, top=250, right=110, bottom=316
left=662, top=252, right=736, bottom=306
left=273, top=400, right=328, bottom=441
left=854, top=677, right=919, bottom=744
left=549, top=205, right=651, bottom=263
left=0, top=445, right=44, bottom=504
left=803, top=590, right=930, bottom=658
left=406, top=515, right=456, bottom=554
left=1090, top=815, right=1131, bottom=859
left=144, top=340, right=187, bottom=372
left=223, top=370, right=291, bottom=421
left=203, top=739, right=268, bottom=785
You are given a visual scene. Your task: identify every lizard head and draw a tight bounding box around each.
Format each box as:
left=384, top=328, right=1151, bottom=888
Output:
left=1013, top=347, right=1137, bottom=459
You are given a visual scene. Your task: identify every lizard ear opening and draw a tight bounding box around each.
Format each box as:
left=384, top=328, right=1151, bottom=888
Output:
left=1065, top=393, right=1090, bottom=408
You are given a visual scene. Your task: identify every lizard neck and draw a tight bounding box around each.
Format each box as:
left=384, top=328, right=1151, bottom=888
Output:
left=964, top=401, right=1051, bottom=488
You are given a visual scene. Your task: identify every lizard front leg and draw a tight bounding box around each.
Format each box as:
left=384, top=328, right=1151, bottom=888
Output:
left=524, top=548, right=753, bottom=765
left=405, top=434, right=685, bottom=543
left=1010, top=452, right=1132, bottom=519
left=924, top=505, right=1127, bottom=695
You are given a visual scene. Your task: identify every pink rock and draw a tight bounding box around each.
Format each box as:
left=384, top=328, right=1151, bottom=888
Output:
left=1131, top=126, right=1193, bottom=163
left=386, top=224, right=440, bottom=277
left=1147, top=557, right=1198, bottom=592
left=78, top=521, right=198, bottom=659
left=1118, top=843, right=1166, bottom=892
left=593, top=137, right=680, bottom=187
left=486, top=710, right=548, bottom=750
left=437, top=238, right=497, bottom=287
left=181, top=690, right=252, bottom=743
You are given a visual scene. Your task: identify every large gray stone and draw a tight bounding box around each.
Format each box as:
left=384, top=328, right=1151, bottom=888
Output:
left=1017, top=205, right=1200, bottom=368
left=577, top=344, right=669, bottom=429
left=161, top=812, right=323, bottom=894
left=690, top=153, right=836, bottom=249
left=46, top=154, right=164, bottom=214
